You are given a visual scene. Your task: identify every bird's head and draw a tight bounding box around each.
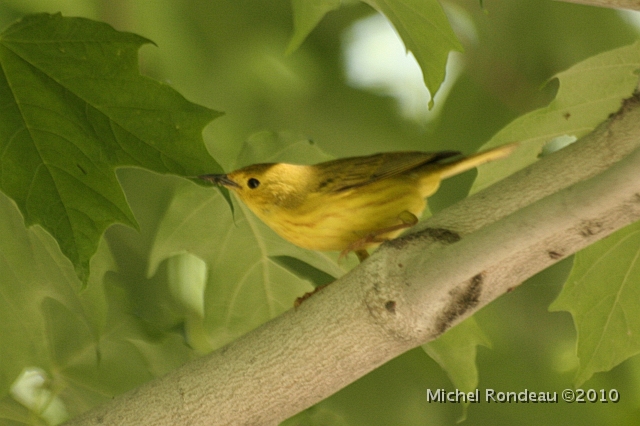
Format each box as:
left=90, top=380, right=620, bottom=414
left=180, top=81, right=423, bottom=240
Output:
left=200, top=163, right=313, bottom=214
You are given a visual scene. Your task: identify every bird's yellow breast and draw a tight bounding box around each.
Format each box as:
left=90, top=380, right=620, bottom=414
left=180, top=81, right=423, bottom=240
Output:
left=247, top=175, right=434, bottom=251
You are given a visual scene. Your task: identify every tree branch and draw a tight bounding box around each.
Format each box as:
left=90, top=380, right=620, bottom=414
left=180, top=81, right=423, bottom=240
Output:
left=65, top=95, right=640, bottom=426
left=555, top=0, right=640, bottom=11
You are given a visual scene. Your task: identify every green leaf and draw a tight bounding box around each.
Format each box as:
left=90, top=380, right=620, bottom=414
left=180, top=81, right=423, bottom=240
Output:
left=149, top=131, right=353, bottom=349
left=472, top=40, right=640, bottom=193
left=233, top=130, right=334, bottom=168
left=364, top=0, right=463, bottom=106
left=423, top=316, right=490, bottom=421
left=0, top=13, right=223, bottom=284
left=549, top=220, right=640, bottom=386
left=286, top=0, right=341, bottom=55
left=0, top=191, right=191, bottom=423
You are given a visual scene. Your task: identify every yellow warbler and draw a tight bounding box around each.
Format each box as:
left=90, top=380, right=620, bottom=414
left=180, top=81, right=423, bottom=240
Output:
left=201, top=144, right=516, bottom=261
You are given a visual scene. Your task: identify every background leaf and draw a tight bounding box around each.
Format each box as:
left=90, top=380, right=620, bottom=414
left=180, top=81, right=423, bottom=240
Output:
left=0, top=192, right=192, bottom=424
left=233, top=130, right=334, bottom=168
left=550, top=221, right=640, bottom=386
left=0, top=13, right=222, bottom=283
left=472, top=40, right=640, bottom=193
left=364, top=0, right=463, bottom=106
left=286, top=0, right=341, bottom=55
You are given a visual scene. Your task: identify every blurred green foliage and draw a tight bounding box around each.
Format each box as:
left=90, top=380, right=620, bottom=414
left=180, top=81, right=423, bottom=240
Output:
left=551, top=221, right=640, bottom=387
left=0, top=1, right=640, bottom=425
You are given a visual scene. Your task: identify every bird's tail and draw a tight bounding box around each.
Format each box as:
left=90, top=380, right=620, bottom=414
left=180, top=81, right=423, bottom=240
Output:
left=438, top=142, right=518, bottom=180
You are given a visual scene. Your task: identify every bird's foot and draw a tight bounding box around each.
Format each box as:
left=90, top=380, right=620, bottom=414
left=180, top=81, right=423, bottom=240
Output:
left=339, top=211, right=419, bottom=262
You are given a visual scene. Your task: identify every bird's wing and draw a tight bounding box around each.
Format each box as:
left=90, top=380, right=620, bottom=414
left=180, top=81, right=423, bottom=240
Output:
left=315, top=151, right=461, bottom=192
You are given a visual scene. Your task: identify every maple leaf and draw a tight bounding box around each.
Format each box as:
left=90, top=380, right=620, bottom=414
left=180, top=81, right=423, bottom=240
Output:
left=0, top=13, right=223, bottom=283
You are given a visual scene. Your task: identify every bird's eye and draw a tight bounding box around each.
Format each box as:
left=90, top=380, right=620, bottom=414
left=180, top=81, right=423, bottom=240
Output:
left=247, top=178, right=260, bottom=189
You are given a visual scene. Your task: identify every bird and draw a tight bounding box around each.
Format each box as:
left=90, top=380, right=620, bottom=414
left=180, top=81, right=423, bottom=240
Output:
left=200, top=143, right=516, bottom=262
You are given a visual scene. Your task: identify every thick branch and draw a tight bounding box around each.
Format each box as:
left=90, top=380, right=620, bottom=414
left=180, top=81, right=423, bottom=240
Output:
left=555, top=0, right=640, bottom=11
left=66, top=96, right=640, bottom=426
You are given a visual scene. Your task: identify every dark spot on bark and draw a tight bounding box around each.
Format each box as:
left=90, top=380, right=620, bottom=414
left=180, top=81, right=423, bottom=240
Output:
left=580, top=220, right=603, bottom=237
left=386, top=228, right=461, bottom=250
left=421, top=228, right=461, bottom=244
left=563, top=112, right=571, bottom=119
left=435, top=274, right=483, bottom=336
left=385, top=300, right=396, bottom=314
left=548, top=250, right=563, bottom=259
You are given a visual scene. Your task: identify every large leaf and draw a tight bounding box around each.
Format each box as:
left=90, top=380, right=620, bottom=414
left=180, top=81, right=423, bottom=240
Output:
left=0, top=13, right=223, bottom=284
left=472, top=40, right=640, bottom=193
left=149, top=131, right=353, bottom=349
left=364, top=0, right=463, bottom=106
left=0, top=192, right=192, bottom=424
left=550, top=220, right=640, bottom=386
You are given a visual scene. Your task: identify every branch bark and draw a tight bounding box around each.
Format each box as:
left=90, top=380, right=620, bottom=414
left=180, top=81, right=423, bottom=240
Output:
left=65, top=95, right=640, bottom=426
left=555, top=0, right=640, bottom=11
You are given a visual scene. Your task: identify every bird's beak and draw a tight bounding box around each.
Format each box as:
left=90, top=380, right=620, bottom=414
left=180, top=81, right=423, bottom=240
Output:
left=199, top=174, right=241, bottom=189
